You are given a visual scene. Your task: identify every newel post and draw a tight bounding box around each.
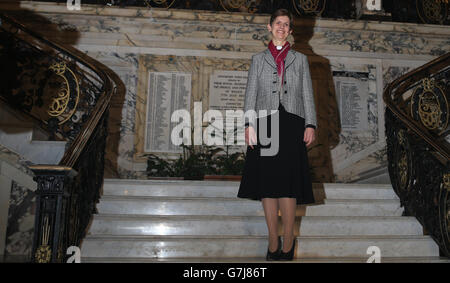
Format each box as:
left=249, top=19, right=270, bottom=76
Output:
left=29, top=166, right=77, bottom=263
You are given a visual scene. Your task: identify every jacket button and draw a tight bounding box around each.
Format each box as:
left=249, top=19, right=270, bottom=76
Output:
left=284, top=81, right=286, bottom=84
left=273, top=81, right=277, bottom=83
left=273, top=72, right=277, bottom=74
left=284, top=91, right=287, bottom=94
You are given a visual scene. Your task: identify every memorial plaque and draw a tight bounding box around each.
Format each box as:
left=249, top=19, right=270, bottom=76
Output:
left=145, top=72, right=191, bottom=153
left=209, top=70, right=247, bottom=112
left=333, top=71, right=369, bottom=132
left=208, top=70, right=247, bottom=147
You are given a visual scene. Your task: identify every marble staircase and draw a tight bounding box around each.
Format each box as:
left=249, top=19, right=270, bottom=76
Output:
left=0, top=102, right=66, bottom=165
left=81, top=179, right=448, bottom=263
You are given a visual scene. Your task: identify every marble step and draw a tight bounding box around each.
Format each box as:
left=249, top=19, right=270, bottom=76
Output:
left=305, top=199, right=403, bottom=216
left=0, top=126, right=66, bottom=164
left=88, top=215, right=423, bottom=236
left=81, top=256, right=450, bottom=263
left=80, top=235, right=439, bottom=259
left=103, top=179, right=398, bottom=200
left=96, top=196, right=404, bottom=217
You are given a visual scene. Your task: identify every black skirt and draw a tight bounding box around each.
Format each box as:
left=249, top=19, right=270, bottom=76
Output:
left=237, top=103, right=315, bottom=205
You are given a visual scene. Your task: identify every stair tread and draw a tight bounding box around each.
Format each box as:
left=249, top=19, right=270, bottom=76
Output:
left=84, top=234, right=434, bottom=241
left=92, top=214, right=417, bottom=221
left=104, top=178, right=241, bottom=186
left=104, top=179, right=393, bottom=189
left=99, top=195, right=400, bottom=203
left=80, top=256, right=450, bottom=263
left=85, top=180, right=440, bottom=260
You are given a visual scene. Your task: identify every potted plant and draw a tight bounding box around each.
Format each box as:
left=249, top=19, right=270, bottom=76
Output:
left=203, top=123, right=245, bottom=181
left=146, top=144, right=219, bottom=180
left=146, top=122, right=246, bottom=180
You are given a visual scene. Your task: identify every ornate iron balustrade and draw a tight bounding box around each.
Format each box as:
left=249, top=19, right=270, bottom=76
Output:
left=35, top=0, right=449, bottom=25
left=0, top=14, right=121, bottom=263
left=384, top=52, right=449, bottom=257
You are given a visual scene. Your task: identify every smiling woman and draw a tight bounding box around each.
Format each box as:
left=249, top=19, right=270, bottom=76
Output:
left=267, top=13, right=292, bottom=46
left=237, top=8, right=317, bottom=261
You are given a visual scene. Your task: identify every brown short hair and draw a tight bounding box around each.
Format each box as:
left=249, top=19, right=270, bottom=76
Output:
left=269, top=9, right=293, bottom=29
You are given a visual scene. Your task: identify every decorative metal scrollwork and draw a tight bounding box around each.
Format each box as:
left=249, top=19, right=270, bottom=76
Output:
left=47, top=62, right=80, bottom=125
left=144, top=0, right=176, bottom=8
left=292, top=0, right=326, bottom=16
left=444, top=173, right=450, bottom=190
left=1, top=14, right=113, bottom=263
left=34, top=216, right=52, bottom=263
left=35, top=245, right=51, bottom=263
left=386, top=106, right=450, bottom=257
left=417, top=0, right=449, bottom=24
left=439, top=171, right=450, bottom=255
left=219, top=0, right=262, bottom=13
left=411, top=77, right=448, bottom=135
left=395, top=129, right=414, bottom=193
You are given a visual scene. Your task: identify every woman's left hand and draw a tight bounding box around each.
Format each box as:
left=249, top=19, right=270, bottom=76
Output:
left=304, top=128, right=315, bottom=147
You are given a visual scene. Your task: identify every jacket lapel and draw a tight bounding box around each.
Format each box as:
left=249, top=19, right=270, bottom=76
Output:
left=284, top=49, right=296, bottom=70
left=263, top=49, right=277, bottom=69
left=263, top=49, right=296, bottom=70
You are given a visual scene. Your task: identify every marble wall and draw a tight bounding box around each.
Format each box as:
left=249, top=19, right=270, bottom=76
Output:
left=0, top=144, right=36, bottom=262
left=1, top=1, right=449, bottom=182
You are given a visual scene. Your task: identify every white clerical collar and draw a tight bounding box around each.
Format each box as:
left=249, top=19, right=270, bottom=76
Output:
left=276, top=45, right=282, bottom=50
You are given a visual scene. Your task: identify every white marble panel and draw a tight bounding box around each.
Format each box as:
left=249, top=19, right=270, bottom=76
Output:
left=0, top=128, right=65, bottom=165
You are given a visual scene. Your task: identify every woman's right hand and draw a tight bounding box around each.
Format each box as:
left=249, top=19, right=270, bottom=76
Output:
left=245, top=126, right=257, bottom=149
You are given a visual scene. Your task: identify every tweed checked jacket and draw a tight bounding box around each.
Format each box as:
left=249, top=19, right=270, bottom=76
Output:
left=243, top=48, right=317, bottom=130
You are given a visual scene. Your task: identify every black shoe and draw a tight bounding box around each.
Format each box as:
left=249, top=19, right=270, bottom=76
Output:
left=266, top=236, right=282, bottom=261
left=279, top=238, right=296, bottom=261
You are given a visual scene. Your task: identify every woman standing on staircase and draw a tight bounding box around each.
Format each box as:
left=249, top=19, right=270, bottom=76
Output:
left=237, top=8, right=317, bottom=261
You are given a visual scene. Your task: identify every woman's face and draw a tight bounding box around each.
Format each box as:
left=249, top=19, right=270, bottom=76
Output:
left=267, top=15, right=292, bottom=42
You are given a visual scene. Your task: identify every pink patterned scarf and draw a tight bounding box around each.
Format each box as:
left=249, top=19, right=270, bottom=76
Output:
left=268, top=40, right=290, bottom=82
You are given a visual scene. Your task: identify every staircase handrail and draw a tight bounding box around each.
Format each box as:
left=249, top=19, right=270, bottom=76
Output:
left=383, top=52, right=449, bottom=257
left=0, top=13, right=122, bottom=262
left=383, top=52, right=450, bottom=161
